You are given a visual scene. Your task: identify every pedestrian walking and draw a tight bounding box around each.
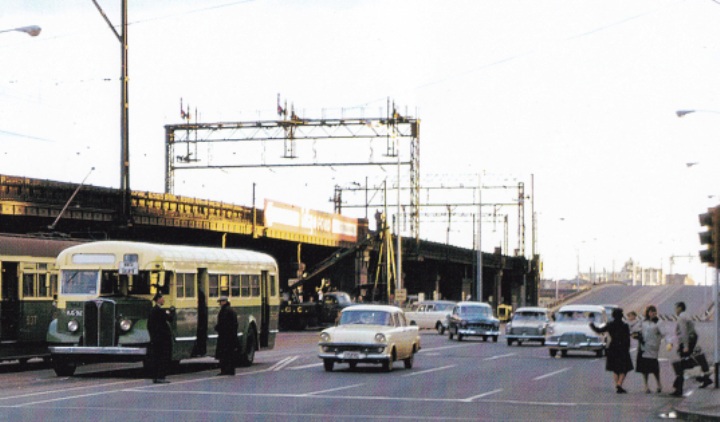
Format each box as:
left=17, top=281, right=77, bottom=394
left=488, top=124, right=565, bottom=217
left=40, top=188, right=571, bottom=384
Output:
left=671, top=301, right=712, bottom=396
left=147, top=292, right=173, bottom=384
left=635, top=305, right=666, bottom=393
left=215, top=296, right=239, bottom=375
left=590, top=307, right=634, bottom=393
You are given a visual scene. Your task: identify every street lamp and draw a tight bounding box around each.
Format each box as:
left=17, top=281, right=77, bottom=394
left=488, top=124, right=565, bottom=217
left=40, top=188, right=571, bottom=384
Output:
left=0, top=25, right=42, bottom=37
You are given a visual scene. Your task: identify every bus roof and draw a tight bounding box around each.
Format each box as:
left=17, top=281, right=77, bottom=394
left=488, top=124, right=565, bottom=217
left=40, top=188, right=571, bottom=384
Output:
left=56, top=241, right=277, bottom=267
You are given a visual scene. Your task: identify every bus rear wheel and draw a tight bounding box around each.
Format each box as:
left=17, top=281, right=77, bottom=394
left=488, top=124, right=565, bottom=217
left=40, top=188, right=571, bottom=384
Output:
left=238, top=328, right=256, bottom=367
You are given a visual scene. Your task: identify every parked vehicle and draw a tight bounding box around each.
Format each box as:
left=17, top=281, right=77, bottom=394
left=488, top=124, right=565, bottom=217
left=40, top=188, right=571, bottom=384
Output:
left=447, top=301, right=500, bottom=342
left=280, top=291, right=353, bottom=330
left=505, top=307, right=551, bottom=346
left=404, top=300, right=455, bottom=334
left=545, top=304, right=607, bottom=357
left=318, top=304, right=420, bottom=372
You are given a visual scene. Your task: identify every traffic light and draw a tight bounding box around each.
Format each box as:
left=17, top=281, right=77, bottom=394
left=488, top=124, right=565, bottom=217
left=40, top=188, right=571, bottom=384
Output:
left=699, top=207, right=720, bottom=267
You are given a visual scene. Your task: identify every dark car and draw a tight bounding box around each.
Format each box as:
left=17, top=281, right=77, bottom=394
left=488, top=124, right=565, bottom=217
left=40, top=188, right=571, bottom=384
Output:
left=447, top=301, right=500, bottom=342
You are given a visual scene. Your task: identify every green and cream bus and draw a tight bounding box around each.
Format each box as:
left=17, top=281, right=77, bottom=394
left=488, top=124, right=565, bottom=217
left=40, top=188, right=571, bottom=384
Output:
left=47, top=240, right=279, bottom=376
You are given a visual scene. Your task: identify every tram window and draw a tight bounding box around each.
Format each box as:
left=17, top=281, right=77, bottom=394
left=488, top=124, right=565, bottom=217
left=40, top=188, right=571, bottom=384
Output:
left=230, top=275, right=240, bottom=297
left=39, top=274, right=49, bottom=297
left=241, top=275, right=250, bottom=297
left=209, top=274, right=219, bottom=298
left=220, top=275, right=229, bottom=296
left=23, top=273, right=36, bottom=297
left=250, top=274, right=260, bottom=297
left=175, top=273, right=196, bottom=298
left=270, top=275, right=277, bottom=297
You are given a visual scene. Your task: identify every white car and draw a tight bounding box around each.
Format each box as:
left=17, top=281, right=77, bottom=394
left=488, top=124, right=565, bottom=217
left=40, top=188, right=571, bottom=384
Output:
left=545, top=304, right=607, bottom=357
left=404, top=300, right=456, bottom=334
left=504, top=306, right=551, bottom=346
left=318, top=305, right=421, bottom=372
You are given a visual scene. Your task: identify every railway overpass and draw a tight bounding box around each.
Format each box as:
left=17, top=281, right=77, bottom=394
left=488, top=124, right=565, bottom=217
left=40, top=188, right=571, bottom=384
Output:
left=0, top=174, right=539, bottom=310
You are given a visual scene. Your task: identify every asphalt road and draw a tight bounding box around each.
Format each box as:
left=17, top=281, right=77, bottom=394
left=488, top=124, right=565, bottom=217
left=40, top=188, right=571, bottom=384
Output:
left=0, top=323, right=711, bottom=422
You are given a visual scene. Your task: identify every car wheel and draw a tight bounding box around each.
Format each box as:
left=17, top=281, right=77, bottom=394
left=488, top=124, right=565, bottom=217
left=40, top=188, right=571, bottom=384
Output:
left=323, top=359, right=334, bottom=372
left=382, top=359, right=393, bottom=372
left=549, top=349, right=557, bottom=358
left=404, top=353, right=414, bottom=369
left=349, top=361, right=357, bottom=370
left=482, top=336, right=487, bottom=342
left=436, top=323, right=445, bottom=335
left=561, top=350, right=568, bottom=357
left=507, top=339, right=513, bottom=346
left=492, top=336, right=498, bottom=343
left=457, top=333, right=463, bottom=341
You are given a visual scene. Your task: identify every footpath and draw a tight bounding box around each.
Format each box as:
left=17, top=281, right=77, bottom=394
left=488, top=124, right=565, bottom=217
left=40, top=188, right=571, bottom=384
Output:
left=675, top=387, right=720, bottom=421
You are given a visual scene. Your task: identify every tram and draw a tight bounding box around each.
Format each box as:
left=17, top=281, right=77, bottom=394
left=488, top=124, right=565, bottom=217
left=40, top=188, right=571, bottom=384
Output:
left=47, top=240, right=280, bottom=376
left=0, top=233, right=82, bottom=364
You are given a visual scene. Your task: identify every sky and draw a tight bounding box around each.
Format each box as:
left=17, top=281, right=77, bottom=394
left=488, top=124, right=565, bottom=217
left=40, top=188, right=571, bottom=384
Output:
left=2, top=0, right=720, bottom=283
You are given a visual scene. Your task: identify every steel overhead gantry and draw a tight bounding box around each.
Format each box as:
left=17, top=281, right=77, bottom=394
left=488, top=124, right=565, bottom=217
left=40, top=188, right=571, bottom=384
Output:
left=163, top=107, right=421, bottom=239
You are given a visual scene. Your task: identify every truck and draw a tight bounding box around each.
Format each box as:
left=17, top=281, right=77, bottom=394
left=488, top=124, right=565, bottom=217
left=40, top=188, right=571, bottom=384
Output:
left=280, top=290, right=353, bottom=330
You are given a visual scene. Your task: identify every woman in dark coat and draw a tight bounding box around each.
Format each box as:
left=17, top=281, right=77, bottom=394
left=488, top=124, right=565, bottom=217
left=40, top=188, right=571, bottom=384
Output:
left=215, top=296, right=239, bottom=375
left=590, top=307, right=634, bottom=393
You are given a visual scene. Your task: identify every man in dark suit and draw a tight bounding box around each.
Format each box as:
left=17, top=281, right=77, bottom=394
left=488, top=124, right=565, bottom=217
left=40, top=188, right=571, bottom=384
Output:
left=215, top=296, right=238, bottom=375
left=148, top=292, right=173, bottom=383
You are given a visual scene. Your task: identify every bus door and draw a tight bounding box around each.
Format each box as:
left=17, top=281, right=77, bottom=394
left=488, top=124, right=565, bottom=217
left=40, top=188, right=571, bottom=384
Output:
left=193, top=268, right=208, bottom=356
left=0, top=262, right=20, bottom=341
left=260, top=271, right=270, bottom=347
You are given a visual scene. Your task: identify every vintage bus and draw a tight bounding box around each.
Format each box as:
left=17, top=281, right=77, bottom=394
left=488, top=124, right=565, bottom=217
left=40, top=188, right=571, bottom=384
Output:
left=0, top=233, right=82, bottom=364
left=47, top=240, right=280, bottom=376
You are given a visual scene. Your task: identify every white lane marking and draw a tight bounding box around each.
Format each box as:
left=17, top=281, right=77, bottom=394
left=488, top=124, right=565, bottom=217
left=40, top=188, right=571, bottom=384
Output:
left=0, top=379, right=143, bottom=402
left=289, top=362, right=323, bottom=370
left=301, top=383, right=365, bottom=396
left=533, top=367, right=571, bottom=381
left=462, top=389, right=503, bottom=402
left=483, top=353, right=516, bottom=361
left=418, top=344, right=472, bottom=353
left=269, top=356, right=298, bottom=371
left=402, top=365, right=456, bottom=377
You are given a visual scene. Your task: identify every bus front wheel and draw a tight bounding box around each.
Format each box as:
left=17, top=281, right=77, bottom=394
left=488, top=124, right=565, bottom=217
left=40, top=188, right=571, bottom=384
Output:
left=52, top=358, right=77, bottom=377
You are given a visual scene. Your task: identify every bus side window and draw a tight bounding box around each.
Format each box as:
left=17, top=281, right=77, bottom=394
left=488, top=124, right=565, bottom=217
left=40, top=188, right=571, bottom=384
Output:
left=220, top=275, right=229, bottom=296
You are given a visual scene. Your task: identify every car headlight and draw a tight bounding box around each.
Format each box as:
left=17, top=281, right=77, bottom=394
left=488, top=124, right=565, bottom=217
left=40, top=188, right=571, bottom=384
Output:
left=119, top=318, right=133, bottom=332
left=320, top=332, right=331, bottom=342
left=374, top=333, right=387, bottom=343
left=547, top=326, right=554, bottom=335
left=67, top=319, right=79, bottom=333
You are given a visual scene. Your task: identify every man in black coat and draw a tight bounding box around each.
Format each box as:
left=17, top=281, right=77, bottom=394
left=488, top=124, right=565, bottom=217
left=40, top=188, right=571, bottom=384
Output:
left=215, top=296, right=238, bottom=375
left=147, top=292, right=173, bottom=383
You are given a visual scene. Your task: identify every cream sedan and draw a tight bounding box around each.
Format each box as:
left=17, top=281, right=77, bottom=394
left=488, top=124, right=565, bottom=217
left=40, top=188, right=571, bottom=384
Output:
left=318, top=305, right=421, bottom=372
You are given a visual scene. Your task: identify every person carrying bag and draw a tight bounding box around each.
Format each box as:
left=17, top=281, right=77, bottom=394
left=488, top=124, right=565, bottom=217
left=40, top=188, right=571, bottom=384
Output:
left=670, top=301, right=712, bottom=396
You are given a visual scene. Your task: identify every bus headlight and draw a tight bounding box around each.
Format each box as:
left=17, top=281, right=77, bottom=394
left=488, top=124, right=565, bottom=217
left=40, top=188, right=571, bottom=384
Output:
left=119, top=318, right=133, bottom=332
left=67, top=319, right=79, bottom=333
left=374, top=333, right=386, bottom=343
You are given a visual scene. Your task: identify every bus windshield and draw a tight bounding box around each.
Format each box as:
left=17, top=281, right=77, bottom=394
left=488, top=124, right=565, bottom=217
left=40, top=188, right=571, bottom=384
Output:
left=60, top=270, right=153, bottom=296
left=61, top=270, right=99, bottom=295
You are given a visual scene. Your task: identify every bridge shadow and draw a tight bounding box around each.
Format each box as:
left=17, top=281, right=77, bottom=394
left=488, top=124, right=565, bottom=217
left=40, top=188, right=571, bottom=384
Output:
left=73, top=361, right=219, bottom=380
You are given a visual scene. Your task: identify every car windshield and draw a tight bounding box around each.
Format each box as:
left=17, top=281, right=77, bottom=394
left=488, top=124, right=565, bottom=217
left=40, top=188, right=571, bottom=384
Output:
left=458, top=306, right=491, bottom=317
left=556, top=311, right=602, bottom=323
left=334, top=293, right=352, bottom=305
left=513, top=312, right=546, bottom=321
left=340, top=310, right=393, bottom=326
